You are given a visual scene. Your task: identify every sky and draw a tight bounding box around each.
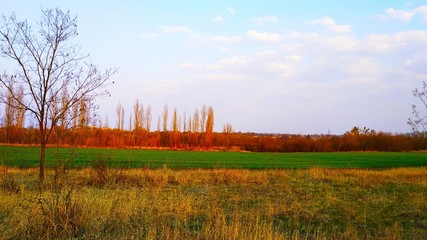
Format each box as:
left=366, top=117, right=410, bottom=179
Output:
left=1, top=0, right=427, bottom=134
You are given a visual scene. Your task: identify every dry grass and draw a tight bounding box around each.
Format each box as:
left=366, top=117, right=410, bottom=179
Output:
left=0, top=166, right=426, bottom=239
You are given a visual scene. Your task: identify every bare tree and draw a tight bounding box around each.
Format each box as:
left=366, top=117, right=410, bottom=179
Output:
left=192, top=108, right=200, bottom=133
left=116, top=102, right=125, bottom=130
left=223, top=123, right=233, bottom=134
left=408, top=81, right=427, bottom=137
left=103, top=114, right=109, bottom=129
left=200, top=105, right=207, bottom=133
left=162, top=103, right=169, bottom=132
left=59, top=87, right=69, bottom=130
left=205, top=106, right=214, bottom=149
left=15, top=85, right=25, bottom=128
left=0, top=9, right=115, bottom=180
left=145, top=104, right=152, bottom=132
left=3, top=85, right=18, bottom=128
left=172, top=107, right=179, bottom=148
left=172, top=107, right=178, bottom=133
left=78, top=97, right=89, bottom=127
left=133, top=98, right=144, bottom=130
left=183, top=111, right=187, bottom=132
left=3, top=84, right=24, bottom=141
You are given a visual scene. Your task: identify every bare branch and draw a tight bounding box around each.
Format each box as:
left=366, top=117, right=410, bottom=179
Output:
left=0, top=8, right=116, bottom=180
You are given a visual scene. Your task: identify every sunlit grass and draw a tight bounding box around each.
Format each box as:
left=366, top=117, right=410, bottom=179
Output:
left=1, top=167, right=426, bottom=239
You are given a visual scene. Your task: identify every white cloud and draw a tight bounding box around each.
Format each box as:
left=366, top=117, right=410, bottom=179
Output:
left=268, top=63, right=294, bottom=78
left=256, top=49, right=278, bottom=58
left=290, top=31, right=359, bottom=52
left=360, top=31, right=427, bottom=53
left=283, top=55, right=302, bottom=63
left=179, top=63, right=202, bottom=69
left=160, top=26, right=191, bottom=33
left=246, top=30, right=282, bottom=43
left=415, top=6, right=427, bottom=23
left=220, top=47, right=231, bottom=53
left=312, top=16, right=351, bottom=33
left=226, top=7, right=236, bottom=15
left=384, top=8, right=416, bottom=22
left=218, top=56, right=251, bottom=66
left=212, top=35, right=243, bottom=43
left=380, top=5, right=427, bottom=23
left=344, top=58, right=382, bottom=76
left=179, top=63, right=220, bottom=71
left=212, top=16, right=224, bottom=23
left=280, top=43, right=303, bottom=52
left=251, top=16, right=279, bottom=26
left=205, top=73, right=246, bottom=81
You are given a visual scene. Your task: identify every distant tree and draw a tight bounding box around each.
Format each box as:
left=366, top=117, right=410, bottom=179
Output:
left=3, top=84, right=24, bottom=142
left=346, top=126, right=376, bottom=136
left=133, top=99, right=144, bottom=130
left=156, top=116, right=161, bottom=147
left=205, top=106, right=214, bottom=149
left=162, top=103, right=169, bottom=132
left=0, top=9, right=116, bottom=180
left=408, top=81, right=427, bottom=137
left=59, top=87, right=69, bottom=130
left=171, top=107, right=179, bottom=148
left=188, top=114, right=192, bottom=133
left=116, top=102, right=125, bottom=130
left=145, top=105, right=152, bottom=132
left=200, top=105, right=207, bottom=133
left=103, top=114, right=109, bottom=129
left=15, top=85, right=25, bottom=129
left=192, top=108, right=200, bottom=133
left=3, top=85, right=18, bottom=128
left=223, top=123, right=233, bottom=134
left=78, top=97, right=89, bottom=127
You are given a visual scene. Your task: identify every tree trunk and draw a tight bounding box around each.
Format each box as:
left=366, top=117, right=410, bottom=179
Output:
left=39, top=122, right=46, bottom=181
left=40, top=140, right=46, bottom=181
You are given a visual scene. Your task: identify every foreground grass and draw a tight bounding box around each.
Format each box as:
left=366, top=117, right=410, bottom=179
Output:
left=1, top=145, right=427, bottom=168
left=0, top=167, right=426, bottom=239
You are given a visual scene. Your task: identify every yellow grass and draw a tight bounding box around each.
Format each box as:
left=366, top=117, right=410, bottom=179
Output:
left=1, top=167, right=426, bottom=239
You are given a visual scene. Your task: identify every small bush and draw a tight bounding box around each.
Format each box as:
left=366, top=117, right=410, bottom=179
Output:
left=90, top=154, right=110, bottom=186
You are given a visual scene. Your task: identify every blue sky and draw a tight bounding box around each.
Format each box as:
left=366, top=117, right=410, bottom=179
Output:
left=2, top=0, right=427, bottom=134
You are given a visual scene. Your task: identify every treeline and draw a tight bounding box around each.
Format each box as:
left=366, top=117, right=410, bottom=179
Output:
left=0, top=124, right=426, bottom=152
left=228, top=131, right=427, bottom=152
left=1, top=93, right=426, bottom=151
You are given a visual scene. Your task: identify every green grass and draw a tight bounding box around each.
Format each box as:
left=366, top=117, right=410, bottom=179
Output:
left=1, top=145, right=426, bottom=169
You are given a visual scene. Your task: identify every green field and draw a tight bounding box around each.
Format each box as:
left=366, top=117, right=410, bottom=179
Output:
left=1, top=145, right=426, bottom=169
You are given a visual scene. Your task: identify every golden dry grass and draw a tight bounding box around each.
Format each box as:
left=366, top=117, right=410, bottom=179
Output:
left=0, top=167, right=426, bottom=239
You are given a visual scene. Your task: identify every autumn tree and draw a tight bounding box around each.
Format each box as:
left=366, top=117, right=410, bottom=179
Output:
left=205, top=106, right=214, bottom=149
left=222, top=122, right=233, bottom=148
left=15, top=85, right=25, bottom=129
left=0, top=9, right=115, bottom=180
left=133, top=99, right=144, bottom=130
left=162, top=103, right=169, bottom=132
left=223, top=123, right=233, bottom=134
left=78, top=97, right=89, bottom=127
left=145, top=104, right=152, bottom=132
left=171, top=107, right=179, bottom=148
left=59, top=87, right=69, bottom=130
left=200, top=105, right=207, bottom=133
left=3, top=84, right=24, bottom=142
left=408, top=81, right=427, bottom=137
left=116, top=102, right=125, bottom=130
left=192, top=109, right=200, bottom=133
